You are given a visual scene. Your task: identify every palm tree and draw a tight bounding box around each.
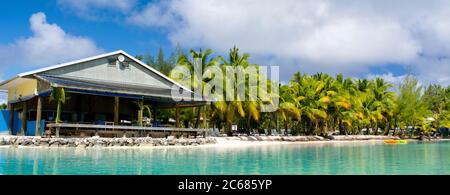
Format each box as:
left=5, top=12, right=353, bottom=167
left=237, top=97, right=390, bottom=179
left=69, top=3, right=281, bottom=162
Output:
left=354, top=79, right=377, bottom=134
left=371, top=78, right=396, bottom=135
left=175, top=48, right=219, bottom=128
left=279, top=85, right=301, bottom=134
left=134, top=100, right=152, bottom=127
left=328, top=74, right=352, bottom=135
left=49, top=87, right=66, bottom=124
left=213, top=46, right=251, bottom=134
left=162, top=47, right=450, bottom=138
left=286, top=73, right=329, bottom=135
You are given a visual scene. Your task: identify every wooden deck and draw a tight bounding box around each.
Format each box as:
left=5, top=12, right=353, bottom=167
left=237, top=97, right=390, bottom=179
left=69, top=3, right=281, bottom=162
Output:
left=46, top=123, right=207, bottom=137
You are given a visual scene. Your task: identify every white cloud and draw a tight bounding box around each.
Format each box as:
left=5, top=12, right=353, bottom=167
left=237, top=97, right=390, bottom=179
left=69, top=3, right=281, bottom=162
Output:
left=0, top=12, right=103, bottom=69
left=367, top=72, right=406, bottom=88
left=412, top=57, right=450, bottom=86
left=296, top=18, right=419, bottom=65
left=125, top=0, right=450, bottom=85
left=58, top=0, right=137, bottom=19
left=58, top=0, right=450, bottom=85
left=58, top=0, right=136, bottom=12
left=127, top=0, right=422, bottom=65
left=126, top=2, right=176, bottom=27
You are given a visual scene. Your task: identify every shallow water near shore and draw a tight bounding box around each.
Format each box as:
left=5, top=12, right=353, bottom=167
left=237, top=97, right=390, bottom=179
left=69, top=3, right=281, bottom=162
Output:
left=0, top=140, right=449, bottom=175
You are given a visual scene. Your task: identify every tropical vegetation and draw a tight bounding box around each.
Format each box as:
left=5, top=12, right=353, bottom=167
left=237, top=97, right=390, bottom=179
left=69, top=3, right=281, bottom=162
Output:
left=138, top=46, right=450, bottom=137
left=49, top=87, right=67, bottom=124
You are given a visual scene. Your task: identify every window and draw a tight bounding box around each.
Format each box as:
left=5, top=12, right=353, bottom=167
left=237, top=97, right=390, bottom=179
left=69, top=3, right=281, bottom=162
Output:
left=107, top=58, right=117, bottom=67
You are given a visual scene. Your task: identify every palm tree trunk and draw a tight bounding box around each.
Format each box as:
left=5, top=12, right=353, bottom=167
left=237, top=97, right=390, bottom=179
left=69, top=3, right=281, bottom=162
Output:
left=276, top=114, right=280, bottom=134
left=316, top=120, right=320, bottom=135
left=303, top=120, right=307, bottom=135
left=374, top=122, right=378, bottom=135
left=56, top=101, right=61, bottom=124
left=366, top=125, right=370, bottom=135
left=392, top=119, right=398, bottom=136
left=284, top=120, right=288, bottom=134
left=194, top=107, right=201, bottom=128
left=138, top=109, right=143, bottom=127
left=338, top=119, right=344, bottom=135
left=226, top=121, right=232, bottom=136
left=269, top=113, right=274, bottom=133
left=217, top=120, right=223, bottom=134
left=333, top=116, right=338, bottom=134
left=247, top=114, right=251, bottom=133
left=305, top=120, right=312, bottom=135
left=293, top=121, right=298, bottom=135
left=383, top=121, right=390, bottom=135
left=383, top=125, right=389, bottom=135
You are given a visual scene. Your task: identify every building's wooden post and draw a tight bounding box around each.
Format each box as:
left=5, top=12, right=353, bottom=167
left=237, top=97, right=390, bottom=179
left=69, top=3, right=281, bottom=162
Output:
left=21, top=101, right=27, bottom=136
left=114, top=96, right=119, bottom=125
left=36, top=97, right=42, bottom=136
left=8, top=103, right=14, bottom=135
left=175, top=106, right=180, bottom=128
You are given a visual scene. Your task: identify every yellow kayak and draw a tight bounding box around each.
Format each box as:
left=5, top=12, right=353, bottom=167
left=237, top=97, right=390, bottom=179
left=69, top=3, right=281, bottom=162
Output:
left=384, top=140, right=408, bottom=144
left=397, top=140, right=408, bottom=144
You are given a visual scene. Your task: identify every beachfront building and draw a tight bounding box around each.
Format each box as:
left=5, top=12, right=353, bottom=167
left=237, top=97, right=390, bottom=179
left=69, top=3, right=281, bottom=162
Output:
left=0, top=50, right=206, bottom=137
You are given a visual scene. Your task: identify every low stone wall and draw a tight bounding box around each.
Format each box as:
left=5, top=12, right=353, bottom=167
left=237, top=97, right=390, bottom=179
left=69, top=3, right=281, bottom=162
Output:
left=0, top=136, right=217, bottom=147
left=228, top=135, right=399, bottom=142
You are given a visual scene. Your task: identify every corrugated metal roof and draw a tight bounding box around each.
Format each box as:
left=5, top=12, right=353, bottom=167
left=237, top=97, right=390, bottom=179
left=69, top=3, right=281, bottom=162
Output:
left=35, top=74, right=187, bottom=100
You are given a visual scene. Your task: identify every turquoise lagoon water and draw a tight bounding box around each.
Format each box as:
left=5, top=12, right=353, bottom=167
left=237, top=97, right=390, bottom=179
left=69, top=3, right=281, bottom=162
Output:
left=0, top=141, right=449, bottom=175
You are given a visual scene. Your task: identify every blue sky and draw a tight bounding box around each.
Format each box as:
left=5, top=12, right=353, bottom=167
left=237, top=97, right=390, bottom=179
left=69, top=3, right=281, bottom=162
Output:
left=0, top=0, right=175, bottom=79
left=1, top=0, right=450, bottom=95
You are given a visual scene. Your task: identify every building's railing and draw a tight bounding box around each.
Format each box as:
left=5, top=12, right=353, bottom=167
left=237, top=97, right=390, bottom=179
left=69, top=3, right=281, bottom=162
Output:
left=47, top=123, right=206, bottom=132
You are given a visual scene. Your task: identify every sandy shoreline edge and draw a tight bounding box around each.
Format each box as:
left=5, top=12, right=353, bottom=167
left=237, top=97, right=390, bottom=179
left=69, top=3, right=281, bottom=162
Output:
left=1, top=135, right=447, bottom=149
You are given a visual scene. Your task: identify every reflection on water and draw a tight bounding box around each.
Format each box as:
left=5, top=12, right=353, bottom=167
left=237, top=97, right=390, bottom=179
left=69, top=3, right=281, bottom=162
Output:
left=0, top=141, right=449, bottom=175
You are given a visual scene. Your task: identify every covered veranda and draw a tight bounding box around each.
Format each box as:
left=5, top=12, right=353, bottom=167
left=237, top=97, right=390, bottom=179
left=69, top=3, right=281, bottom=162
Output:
left=9, top=74, right=208, bottom=138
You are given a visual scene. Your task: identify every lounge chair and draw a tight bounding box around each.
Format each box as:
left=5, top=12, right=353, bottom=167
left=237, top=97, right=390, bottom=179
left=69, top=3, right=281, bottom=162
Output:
left=211, top=128, right=220, bottom=137
left=271, top=129, right=278, bottom=136
left=251, top=129, right=259, bottom=136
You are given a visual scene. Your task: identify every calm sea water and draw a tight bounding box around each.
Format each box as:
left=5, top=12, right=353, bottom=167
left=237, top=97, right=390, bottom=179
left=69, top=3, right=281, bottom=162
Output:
left=0, top=141, right=449, bottom=175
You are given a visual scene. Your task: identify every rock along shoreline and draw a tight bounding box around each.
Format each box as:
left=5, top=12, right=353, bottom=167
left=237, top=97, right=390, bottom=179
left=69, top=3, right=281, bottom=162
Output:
left=0, top=136, right=217, bottom=148
left=0, top=135, right=413, bottom=148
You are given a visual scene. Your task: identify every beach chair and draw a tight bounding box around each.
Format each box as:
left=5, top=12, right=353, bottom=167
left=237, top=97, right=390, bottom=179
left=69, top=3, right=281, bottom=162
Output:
left=271, top=129, right=278, bottom=136
left=215, top=128, right=222, bottom=137
left=252, top=129, right=259, bottom=136
left=211, top=128, right=219, bottom=137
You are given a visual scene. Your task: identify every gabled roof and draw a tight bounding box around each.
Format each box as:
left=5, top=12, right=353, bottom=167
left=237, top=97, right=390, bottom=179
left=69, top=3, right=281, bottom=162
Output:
left=0, top=50, right=191, bottom=92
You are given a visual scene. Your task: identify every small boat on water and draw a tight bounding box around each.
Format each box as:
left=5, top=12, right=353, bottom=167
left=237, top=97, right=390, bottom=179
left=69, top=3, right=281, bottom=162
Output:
left=384, top=140, right=408, bottom=144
